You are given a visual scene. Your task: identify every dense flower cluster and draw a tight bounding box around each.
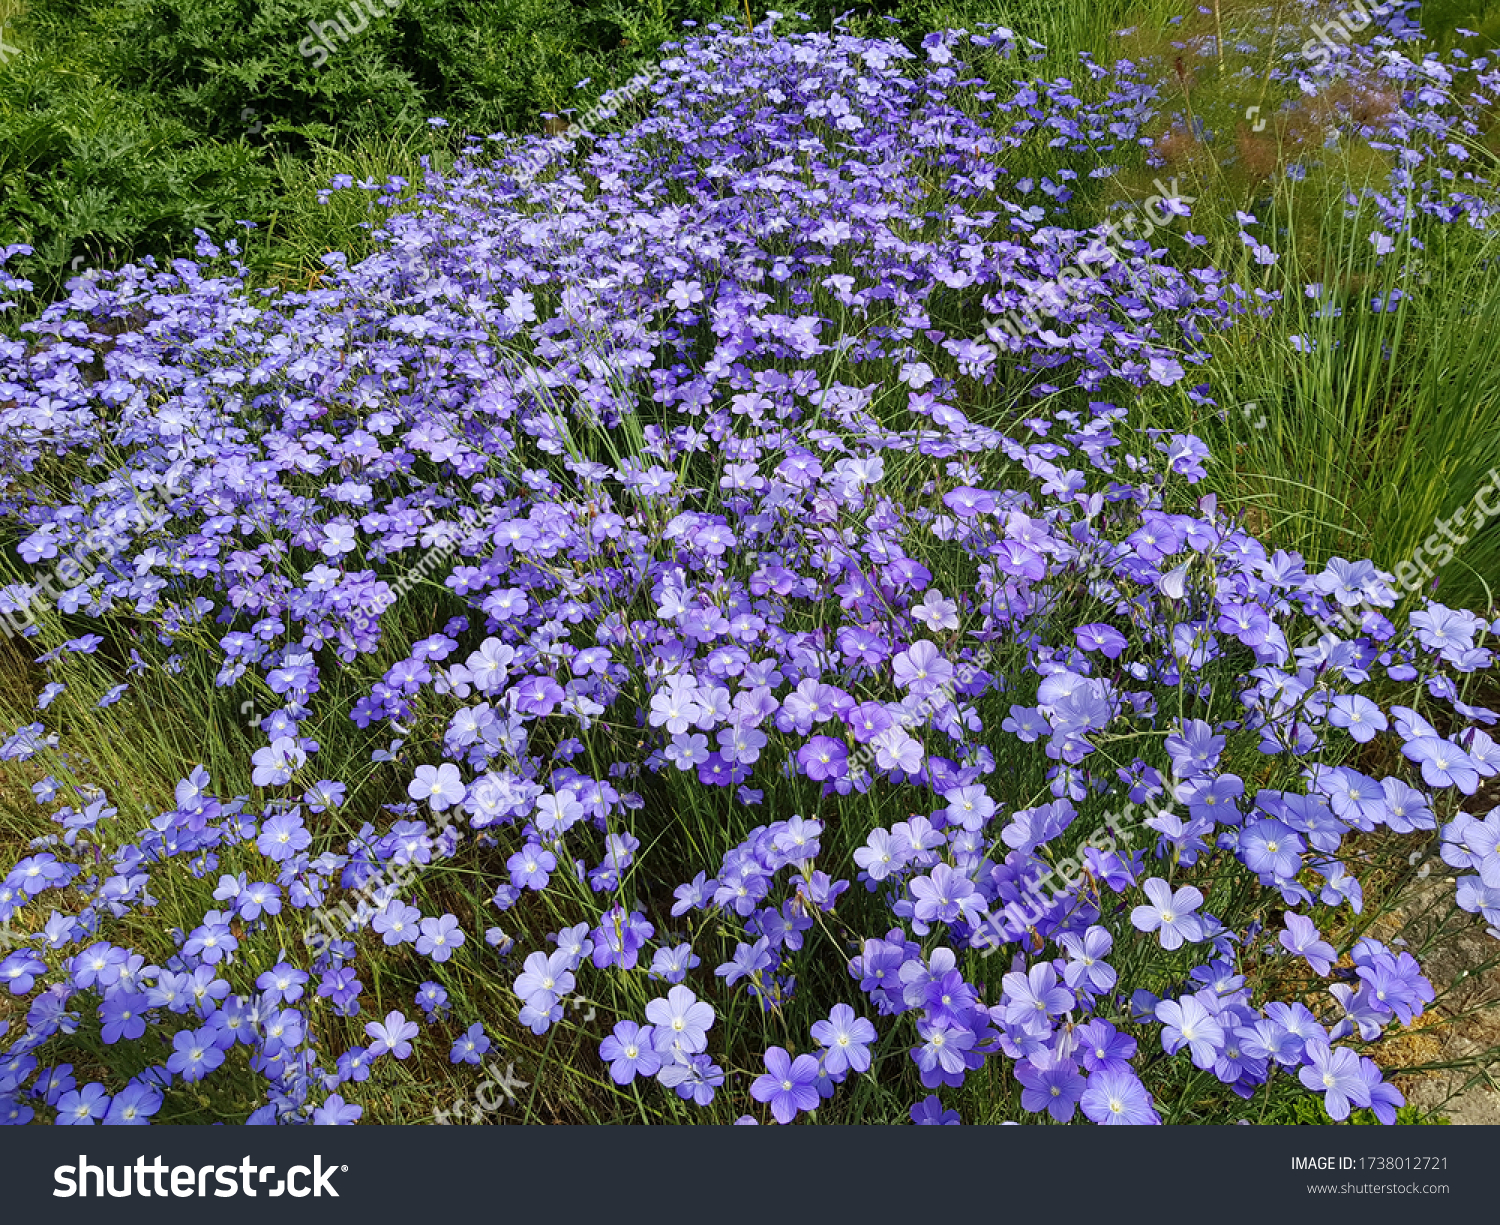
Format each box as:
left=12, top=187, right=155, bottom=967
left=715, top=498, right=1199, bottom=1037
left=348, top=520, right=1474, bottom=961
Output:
left=0, top=9, right=1496, bottom=1125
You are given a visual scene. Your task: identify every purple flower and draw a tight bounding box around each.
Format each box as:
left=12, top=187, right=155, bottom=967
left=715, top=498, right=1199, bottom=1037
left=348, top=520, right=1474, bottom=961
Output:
left=1074, top=623, right=1127, bottom=658
left=1016, top=1052, right=1086, bottom=1122
left=913, top=1018, right=975, bottom=1077
left=649, top=943, right=700, bottom=984
left=1130, top=877, right=1205, bottom=950
left=1155, top=995, right=1225, bottom=1069
left=56, top=1082, right=111, bottom=1124
left=910, top=862, right=982, bottom=925
left=715, top=936, right=774, bottom=987
left=1059, top=926, right=1116, bottom=995
left=318, top=967, right=363, bottom=1015
left=535, top=790, right=584, bottom=834
left=3, top=950, right=48, bottom=995
left=872, top=726, right=924, bottom=774
left=167, top=1028, right=226, bottom=1082
left=796, top=735, right=848, bottom=781
left=103, top=1081, right=162, bottom=1125
left=1328, top=695, right=1387, bottom=743
left=1164, top=720, right=1224, bottom=777
left=1353, top=946, right=1434, bottom=1026
left=182, top=914, right=237, bottom=964
left=892, top=640, right=955, bottom=697
left=853, top=827, right=911, bottom=882
left=645, top=985, right=715, bottom=1055
left=1355, top=1056, right=1404, bottom=1125
left=304, top=779, right=346, bottom=811
left=236, top=880, right=281, bottom=921
left=312, top=1093, right=363, bottom=1125
left=1239, top=1018, right=1302, bottom=1067
left=250, top=736, right=306, bottom=786
left=599, top=1021, right=662, bottom=1084
left=590, top=906, right=654, bottom=970
left=260, top=1007, right=305, bottom=1057
left=910, top=1095, right=960, bottom=1124
left=256, top=812, right=311, bottom=862
left=513, top=675, right=565, bottom=716
left=1080, top=1070, right=1159, bottom=1124
left=1000, top=963, right=1073, bottom=1026
left=372, top=901, right=421, bottom=946
left=750, top=1046, right=820, bottom=1124
left=716, top=721, right=767, bottom=765
left=100, top=992, right=149, bottom=1044
left=847, top=701, right=895, bottom=743
left=451, top=1023, right=491, bottom=1065
left=1298, top=1039, right=1371, bottom=1120
left=810, top=1004, right=877, bottom=1075
left=942, top=785, right=995, bottom=831
left=256, top=963, right=309, bottom=1005
left=407, top=762, right=466, bottom=811
left=320, top=522, right=358, bottom=556
left=416, top=914, right=465, bottom=962
left=1076, top=1020, right=1137, bottom=1074
left=657, top=1051, right=725, bottom=1106
left=71, top=942, right=128, bottom=990
left=1239, top=818, right=1304, bottom=879
left=509, top=843, right=557, bottom=891
left=1403, top=737, right=1481, bottom=794
left=514, top=949, right=574, bottom=1012
left=365, top=1010, right=419, bottom=1060
left=1279, top=913, right=1337, bottom=976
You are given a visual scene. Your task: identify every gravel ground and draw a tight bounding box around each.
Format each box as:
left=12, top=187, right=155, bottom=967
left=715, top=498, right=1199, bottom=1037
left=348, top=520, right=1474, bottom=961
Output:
left=1365, top=870, right=1500, bottom=1124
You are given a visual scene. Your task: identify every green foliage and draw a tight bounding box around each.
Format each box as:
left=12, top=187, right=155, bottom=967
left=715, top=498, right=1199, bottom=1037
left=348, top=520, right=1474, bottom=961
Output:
left=1275, top=1094, right=1451, bottom=1125
left=25, top=0, right=670, bottom=144
left=0, top=0, right=735, bottom=310
left=0, top=46, right=279, bottom=304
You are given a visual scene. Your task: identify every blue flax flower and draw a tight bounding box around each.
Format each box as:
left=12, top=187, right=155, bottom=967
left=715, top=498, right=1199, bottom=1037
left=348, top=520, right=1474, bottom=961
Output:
left=1081, top=1071, right=1160, bottom=1124
left=56, top=1082, right=110, bottom=1124
left=1130, top=878, right=1204, bottom=949
left=365, top=1011, right=418, bottom=1060
left=810, top=1004, right=877, bottom=1075
left=750, top=1046, right=820, bottom=1124
left=599, top=1021, right=662, bottom=1084
left=1298, top=1040, right=1370, bottom=1121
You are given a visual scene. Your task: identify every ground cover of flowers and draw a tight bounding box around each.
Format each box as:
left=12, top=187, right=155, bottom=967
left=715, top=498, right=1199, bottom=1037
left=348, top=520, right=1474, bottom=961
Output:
left=0, top=10, right=1498, bottom=1125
